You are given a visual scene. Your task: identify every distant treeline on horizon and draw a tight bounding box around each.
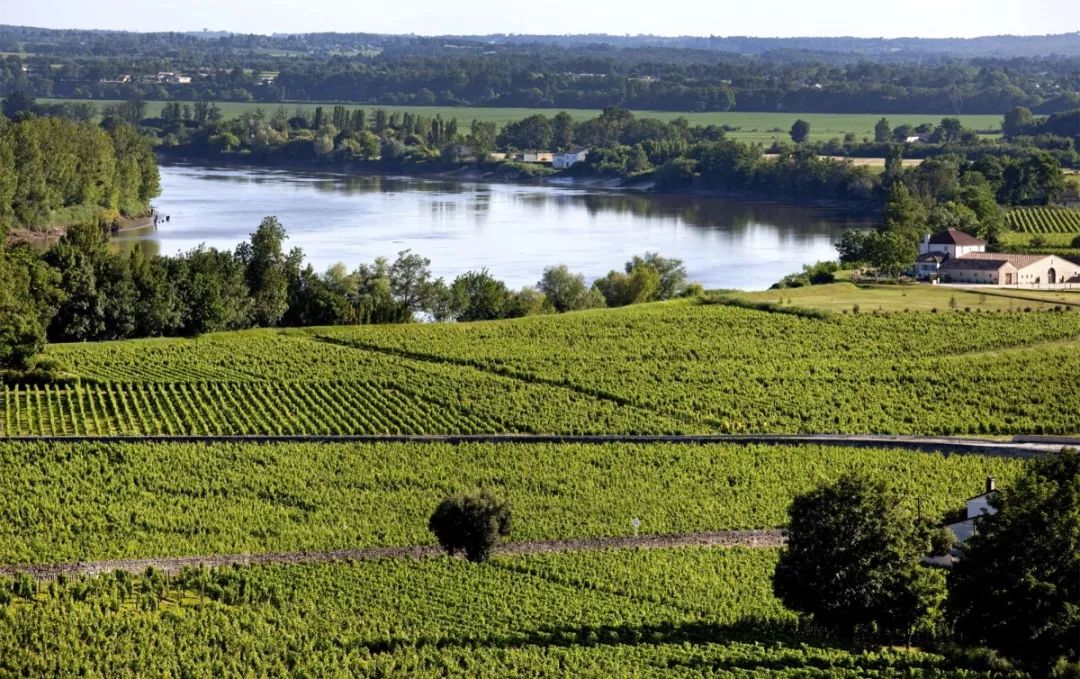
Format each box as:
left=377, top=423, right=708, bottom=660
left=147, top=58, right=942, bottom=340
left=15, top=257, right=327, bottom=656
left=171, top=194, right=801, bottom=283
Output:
left=3, top=25, right=1079, bottom=114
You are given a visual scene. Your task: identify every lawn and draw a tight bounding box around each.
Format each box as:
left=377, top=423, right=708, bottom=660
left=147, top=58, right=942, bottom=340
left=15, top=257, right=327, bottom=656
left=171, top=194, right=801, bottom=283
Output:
left=36, top=97, right=1003, bottom=143
left=738, top=281, right=1080, bottom=313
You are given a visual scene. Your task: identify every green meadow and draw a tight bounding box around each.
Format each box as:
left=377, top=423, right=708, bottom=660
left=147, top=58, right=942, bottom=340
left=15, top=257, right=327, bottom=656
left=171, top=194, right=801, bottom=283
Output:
left=37, top=98, right=1003, bottom=143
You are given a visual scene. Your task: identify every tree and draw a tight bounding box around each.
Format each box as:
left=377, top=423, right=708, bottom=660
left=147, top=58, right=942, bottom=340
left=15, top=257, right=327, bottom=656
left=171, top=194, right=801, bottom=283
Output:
left=789, top=119, right=811, bottom=144
left=537, top=265, right=600, bottom=313
left=624, top=253, right=687, bottom=300
left=428, top=490, right=512, bottom=563
left=235, top=217, right=292, bottom=327
left=947, top=449, right=1079, bottom=675
left=387, top=250, right=445, bottom=318
left=773, top=473, right=945, bottom=642
left=874, top=118, right=891, bottom=143
left=448, top=269, right=510, bottom=321
left=1002, top=106, right=1036, bottom=138
left=1, top=90, right=36, bottom=120
left=551, top=111, right=576, bottom=150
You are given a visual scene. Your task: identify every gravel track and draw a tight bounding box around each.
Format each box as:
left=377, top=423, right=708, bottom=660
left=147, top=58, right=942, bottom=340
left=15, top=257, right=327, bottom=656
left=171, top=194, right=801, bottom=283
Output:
left=0, top=433, right=1067, bottom=457
left=0, top=530, right=785, bottom=580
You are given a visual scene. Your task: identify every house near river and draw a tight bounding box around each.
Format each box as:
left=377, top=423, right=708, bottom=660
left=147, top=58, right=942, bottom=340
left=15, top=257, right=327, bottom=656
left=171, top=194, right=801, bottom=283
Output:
left=915, top=229, right=1080, bottom=286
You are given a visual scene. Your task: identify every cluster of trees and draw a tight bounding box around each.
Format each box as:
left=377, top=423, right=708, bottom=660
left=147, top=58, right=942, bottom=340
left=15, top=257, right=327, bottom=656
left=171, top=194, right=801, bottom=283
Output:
left=775, top=449, right=1078, bottom=676
left=835, top=147, right=1066, bottom=276
left=0, top=215, right=693, bottom=372
left=0, top=115, right=158, bottom=231
left=5, top=26, right=1080, bottom=114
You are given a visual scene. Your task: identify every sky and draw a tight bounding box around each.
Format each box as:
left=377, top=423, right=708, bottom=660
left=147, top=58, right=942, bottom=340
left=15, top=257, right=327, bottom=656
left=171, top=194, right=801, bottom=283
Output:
left=2, top=0, right=1077, bottom=38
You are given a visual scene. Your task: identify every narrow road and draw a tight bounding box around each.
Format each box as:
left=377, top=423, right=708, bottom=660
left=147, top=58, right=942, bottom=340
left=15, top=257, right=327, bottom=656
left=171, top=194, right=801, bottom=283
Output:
left=0, top=529, right=785, bottom=580
left=3, top=433, right=1072, bottom=457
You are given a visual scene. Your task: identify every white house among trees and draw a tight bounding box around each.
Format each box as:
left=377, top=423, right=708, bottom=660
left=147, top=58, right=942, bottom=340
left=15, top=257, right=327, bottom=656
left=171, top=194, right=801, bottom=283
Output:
left=915, top=229, right=1080, bottom=286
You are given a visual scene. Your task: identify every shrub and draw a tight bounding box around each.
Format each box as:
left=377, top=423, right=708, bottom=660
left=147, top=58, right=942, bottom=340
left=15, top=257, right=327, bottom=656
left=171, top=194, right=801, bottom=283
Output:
left=428, top=490, right=512, bottom=563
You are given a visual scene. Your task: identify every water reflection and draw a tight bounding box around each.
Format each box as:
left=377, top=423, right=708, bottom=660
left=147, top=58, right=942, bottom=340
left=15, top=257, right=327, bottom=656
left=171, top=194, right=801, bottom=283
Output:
left=114, top=164, right=872, bottom=290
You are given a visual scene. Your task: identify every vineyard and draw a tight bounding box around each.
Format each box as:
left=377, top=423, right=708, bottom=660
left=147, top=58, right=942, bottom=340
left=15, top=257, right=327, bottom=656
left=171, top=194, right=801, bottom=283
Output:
left=12, top=302, right=1079, bottom=436
left=0, top=549, right=1003, bottom=676
left=1005, top=206, right=1080, bottom=233
left=0, top=440, right=1020, bottom=563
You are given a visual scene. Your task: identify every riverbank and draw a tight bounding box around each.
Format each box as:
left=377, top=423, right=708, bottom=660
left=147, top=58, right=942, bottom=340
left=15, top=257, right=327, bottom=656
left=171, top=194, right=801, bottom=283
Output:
left=6, top=213, right=156, bottom=248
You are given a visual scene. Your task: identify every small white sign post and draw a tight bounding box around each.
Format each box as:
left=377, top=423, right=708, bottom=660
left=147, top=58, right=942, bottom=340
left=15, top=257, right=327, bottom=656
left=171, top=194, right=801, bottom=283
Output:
left=631, top=517, right=641, bottom=537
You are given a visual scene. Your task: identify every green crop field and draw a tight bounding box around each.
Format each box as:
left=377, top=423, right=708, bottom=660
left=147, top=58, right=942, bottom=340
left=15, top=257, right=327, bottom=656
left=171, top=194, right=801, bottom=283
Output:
left=8, top=300, right=1078, bottom=436
left=0, top=440, right=1019, bottom=563
left=1006, top=206, right=1080, bottom=233
left=36, top=98, right=1003, bottom=143
left=0, top=548, right=993, bottom=676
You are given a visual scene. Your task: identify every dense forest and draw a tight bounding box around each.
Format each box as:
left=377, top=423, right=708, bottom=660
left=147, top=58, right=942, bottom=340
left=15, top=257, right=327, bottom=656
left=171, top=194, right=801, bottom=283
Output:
left=0, top=116, right=158, bottom=230
left=3, top=25, right=1080, bottom=113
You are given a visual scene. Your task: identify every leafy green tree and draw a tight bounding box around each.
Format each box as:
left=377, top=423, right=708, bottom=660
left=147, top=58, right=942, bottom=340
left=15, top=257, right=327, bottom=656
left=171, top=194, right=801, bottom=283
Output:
left=448, top=269, right=511, bottom=321
left=874, top=118, right=891, bottom=143
left=552, top=111, right=576, bottom=150
left=1002, top=106, right=1036, bottom=138
left=496, top=114, right=553, bottom=150
left=624, top=253, right=687, bottom=300
left=773, top=473, right=945, bottom=642
left=789, top=119, right=811, bottom=144
left=947, top=449, right=1079, bottom=675
left=388, top=250, right=444, bottom=318
left=428, top=490, right=512, bottom=563
left=537, top=265, right=601, bottom=313
left=236, top=217, right=293, bottom=327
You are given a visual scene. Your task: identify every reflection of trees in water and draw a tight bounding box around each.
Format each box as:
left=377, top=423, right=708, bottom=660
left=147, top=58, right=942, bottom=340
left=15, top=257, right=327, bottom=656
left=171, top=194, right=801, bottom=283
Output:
left=504, top=189, right=871, bottom=237
left=113, top=238, right=161, bottom=260
left=177, top=167, right=870, bottom=238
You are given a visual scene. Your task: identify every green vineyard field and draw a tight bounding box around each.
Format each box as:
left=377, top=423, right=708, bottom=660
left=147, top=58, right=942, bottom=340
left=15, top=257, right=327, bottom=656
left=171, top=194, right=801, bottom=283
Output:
left=10, top=301, right=1078, bottom=436
left=0, top=440, right=1020, bottom=563
left=0, top=549, right=1001, bottom=676
left=1006, top=206, right=1080, bottom=233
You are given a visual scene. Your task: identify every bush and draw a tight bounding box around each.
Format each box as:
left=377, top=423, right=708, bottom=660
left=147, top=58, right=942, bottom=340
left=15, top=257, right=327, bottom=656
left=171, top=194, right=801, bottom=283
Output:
left=428, top=490, right=512, bottom=563
left=773, top=473, right=945, bottom=643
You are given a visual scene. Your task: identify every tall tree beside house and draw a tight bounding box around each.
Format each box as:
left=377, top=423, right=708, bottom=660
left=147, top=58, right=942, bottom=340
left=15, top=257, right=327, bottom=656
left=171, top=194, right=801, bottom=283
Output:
left=552, top=111, right=576, bottom=151
left=947, top=449, right=1079, bottom=676
left=773, top=473, right=945, bottom=644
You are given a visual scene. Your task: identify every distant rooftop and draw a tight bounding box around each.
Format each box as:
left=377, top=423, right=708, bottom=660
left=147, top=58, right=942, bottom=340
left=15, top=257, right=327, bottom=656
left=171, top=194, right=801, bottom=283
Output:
left=928, top=229, right=986, bottom=246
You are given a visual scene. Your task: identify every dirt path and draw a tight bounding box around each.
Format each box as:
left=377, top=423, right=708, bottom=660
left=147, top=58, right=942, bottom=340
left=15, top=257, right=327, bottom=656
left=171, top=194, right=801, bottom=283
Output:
left=0, top=530, right=785, bottom=581
left=3, top=433, right=1066, bottom=457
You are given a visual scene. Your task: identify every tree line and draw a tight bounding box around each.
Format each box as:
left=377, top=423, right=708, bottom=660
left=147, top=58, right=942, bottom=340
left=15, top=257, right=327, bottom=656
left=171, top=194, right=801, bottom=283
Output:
left=0, top=215, right=694, bottom=375
left=0, top=115, right=158, bottom=232
left=5, top=26, right=1080, bottom=114
left=835, top=148, right=1066, bottom=277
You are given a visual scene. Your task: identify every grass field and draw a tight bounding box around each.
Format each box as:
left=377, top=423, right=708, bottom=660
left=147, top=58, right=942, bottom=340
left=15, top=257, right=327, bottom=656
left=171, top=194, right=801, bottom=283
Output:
left=37, top=97, right=1003, bottom=143
left=6, top=299, right=1077, bottom=437
left=0, top=548, right=995, bottom=676
left=738, top=281, right=1080, bottom=313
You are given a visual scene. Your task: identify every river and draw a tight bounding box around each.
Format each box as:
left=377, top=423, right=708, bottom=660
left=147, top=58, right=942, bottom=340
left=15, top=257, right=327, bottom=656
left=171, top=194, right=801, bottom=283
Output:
left=115, top=164, right=873, bottom=290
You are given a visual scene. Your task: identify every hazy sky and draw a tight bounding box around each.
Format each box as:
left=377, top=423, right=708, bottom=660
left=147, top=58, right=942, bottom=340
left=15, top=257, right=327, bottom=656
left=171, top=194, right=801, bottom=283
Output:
left=2, top=0, right=1077, bottom=38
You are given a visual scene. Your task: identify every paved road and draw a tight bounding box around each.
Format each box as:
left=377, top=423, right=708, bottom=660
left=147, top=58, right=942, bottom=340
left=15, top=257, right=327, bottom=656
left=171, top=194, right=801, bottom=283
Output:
left=0, top=529, right=785, bottom=580
left=3, top=433, right=1069, bottom=457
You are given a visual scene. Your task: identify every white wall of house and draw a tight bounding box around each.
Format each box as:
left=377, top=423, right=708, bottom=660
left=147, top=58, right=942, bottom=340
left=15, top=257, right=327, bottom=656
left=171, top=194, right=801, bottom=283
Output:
left=1015, top=256, right=1080, bottom=285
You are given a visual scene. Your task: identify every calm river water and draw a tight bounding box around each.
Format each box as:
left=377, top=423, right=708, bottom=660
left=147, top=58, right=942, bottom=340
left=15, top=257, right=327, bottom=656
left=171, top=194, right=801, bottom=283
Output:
left=115, top=164, right=872, bottom=290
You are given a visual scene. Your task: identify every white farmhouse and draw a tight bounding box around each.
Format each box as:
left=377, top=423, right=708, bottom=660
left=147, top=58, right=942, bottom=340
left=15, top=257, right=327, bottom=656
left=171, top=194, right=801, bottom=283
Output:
left=914, top=229, right=1080, bottom=286
left=553, top=149, right=588, bottom=169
